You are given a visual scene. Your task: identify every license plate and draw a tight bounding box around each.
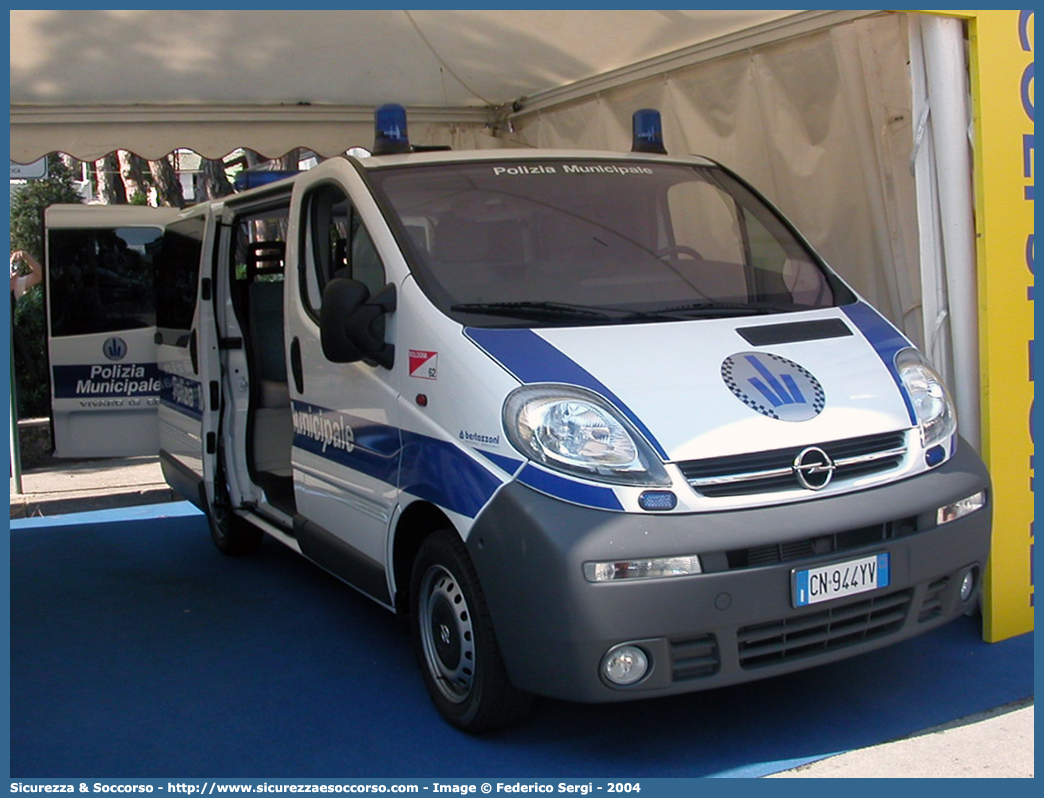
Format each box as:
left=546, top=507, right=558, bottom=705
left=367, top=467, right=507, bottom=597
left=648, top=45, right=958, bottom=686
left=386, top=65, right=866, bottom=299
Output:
left=792, top=553, right=890, bottom=607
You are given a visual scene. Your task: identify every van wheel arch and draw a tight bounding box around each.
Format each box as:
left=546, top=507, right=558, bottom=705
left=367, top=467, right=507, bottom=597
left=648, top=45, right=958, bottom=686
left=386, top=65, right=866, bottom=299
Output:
left=392, top=501, right=452, bottom=618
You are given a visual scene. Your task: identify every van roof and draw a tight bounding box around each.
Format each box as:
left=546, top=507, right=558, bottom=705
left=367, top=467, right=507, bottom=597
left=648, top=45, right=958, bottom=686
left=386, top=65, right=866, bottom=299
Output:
left=356, top=148, right=718, bottom=170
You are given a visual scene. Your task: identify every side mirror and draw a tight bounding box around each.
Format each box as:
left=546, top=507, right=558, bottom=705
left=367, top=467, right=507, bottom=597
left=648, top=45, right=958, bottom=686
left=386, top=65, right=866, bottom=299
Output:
left=319, top=278, right=396, bottom=369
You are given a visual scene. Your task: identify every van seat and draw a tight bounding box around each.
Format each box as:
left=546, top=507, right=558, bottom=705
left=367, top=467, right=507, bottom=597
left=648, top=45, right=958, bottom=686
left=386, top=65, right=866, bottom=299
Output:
left=247, top=281, right=290, bottom=408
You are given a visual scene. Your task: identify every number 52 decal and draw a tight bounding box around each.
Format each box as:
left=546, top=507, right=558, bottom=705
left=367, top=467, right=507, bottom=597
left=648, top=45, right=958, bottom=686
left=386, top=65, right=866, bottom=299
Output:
left=409, top=349, right=438, bottom=380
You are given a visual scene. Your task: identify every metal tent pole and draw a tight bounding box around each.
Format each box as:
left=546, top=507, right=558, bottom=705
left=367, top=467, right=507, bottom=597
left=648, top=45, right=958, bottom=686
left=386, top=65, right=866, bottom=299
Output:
left=10, top=318, right=23, bottom=495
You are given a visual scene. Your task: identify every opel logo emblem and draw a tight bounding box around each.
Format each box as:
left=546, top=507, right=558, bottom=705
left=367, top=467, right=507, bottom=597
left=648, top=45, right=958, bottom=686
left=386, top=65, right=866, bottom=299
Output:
left=793, top=446, right=835, bottom=491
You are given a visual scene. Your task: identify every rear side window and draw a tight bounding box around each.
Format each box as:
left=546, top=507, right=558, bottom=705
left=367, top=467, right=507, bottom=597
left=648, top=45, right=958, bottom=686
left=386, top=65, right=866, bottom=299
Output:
left=155, top=216, right=205, bottom=339
left=232, top=205, right=289, bottom=284
left=48, top=226, right=163, bottom=337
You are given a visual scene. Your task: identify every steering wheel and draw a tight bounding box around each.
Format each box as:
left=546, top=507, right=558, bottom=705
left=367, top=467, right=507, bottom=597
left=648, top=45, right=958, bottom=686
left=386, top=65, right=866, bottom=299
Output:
left=655, top=244, right=703, bottom=261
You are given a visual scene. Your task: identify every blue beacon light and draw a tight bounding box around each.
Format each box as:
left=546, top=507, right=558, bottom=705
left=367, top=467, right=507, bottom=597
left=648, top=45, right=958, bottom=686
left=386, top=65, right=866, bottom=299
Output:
left=631, top=109, right=667, bottom=155
left=373, top=103, right=412, bottom=155
left=233, top=170, right=299, bottom=192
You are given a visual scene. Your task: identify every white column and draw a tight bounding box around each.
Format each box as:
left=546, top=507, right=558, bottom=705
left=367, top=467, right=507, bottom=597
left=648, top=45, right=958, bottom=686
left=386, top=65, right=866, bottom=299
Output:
left=918, top=14, right=981, bottom=450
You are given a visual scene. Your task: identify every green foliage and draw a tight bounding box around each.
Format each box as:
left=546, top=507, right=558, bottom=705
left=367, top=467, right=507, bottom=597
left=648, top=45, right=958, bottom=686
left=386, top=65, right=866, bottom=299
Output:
left=11, top=285, right=48, bottom=418
left=10, top=155, right=83, bottom=419
left=10, top=156, right=82, bottom=258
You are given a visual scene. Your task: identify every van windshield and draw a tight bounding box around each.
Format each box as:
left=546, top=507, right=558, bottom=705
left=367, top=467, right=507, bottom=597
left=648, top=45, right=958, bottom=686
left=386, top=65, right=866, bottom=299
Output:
left=369, top=160, right=852, bottom=327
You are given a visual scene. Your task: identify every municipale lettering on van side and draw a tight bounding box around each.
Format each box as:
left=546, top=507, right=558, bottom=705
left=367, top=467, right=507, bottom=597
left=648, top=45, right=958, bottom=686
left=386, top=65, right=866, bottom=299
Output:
left=292, top=405, right=356, bottom=454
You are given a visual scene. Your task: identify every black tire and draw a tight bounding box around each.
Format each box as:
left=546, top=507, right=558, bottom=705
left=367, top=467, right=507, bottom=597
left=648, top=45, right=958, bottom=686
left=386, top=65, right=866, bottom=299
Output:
left=206, top=477, right=263, bottom=556
left=410, top=529, right=533, bottom=732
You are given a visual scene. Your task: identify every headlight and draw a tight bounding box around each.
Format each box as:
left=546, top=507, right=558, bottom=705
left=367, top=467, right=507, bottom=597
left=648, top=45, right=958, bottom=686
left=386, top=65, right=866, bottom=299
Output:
left=503, top=384, right=670, bottom=486
left=895, top=349, right=956, bottom=448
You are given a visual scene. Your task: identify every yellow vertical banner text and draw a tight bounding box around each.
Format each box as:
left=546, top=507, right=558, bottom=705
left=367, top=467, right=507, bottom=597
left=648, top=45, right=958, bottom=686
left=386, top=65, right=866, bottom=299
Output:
left=967, top=9, right=1035, bottom=640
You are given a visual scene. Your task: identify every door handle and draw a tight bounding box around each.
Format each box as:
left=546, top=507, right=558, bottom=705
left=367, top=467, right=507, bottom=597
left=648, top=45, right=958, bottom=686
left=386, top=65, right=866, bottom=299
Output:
left=290, top=336, right=304, bottom=394
left=189, top=329, right=198, bottom=374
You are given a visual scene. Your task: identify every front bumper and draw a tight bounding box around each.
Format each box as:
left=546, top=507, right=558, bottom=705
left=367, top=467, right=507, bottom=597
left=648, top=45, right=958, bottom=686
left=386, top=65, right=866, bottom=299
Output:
left=466, top=441, right=991, bottom=703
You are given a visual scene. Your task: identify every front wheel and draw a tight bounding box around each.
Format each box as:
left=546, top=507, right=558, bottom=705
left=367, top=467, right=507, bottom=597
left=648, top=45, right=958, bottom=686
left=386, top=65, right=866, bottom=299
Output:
left=410, top=529, right=532, bottom=732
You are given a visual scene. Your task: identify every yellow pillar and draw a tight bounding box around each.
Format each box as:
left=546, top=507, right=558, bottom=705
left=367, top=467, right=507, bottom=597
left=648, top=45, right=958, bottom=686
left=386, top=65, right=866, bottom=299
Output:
left=963, top=10, right=1035, bottom=640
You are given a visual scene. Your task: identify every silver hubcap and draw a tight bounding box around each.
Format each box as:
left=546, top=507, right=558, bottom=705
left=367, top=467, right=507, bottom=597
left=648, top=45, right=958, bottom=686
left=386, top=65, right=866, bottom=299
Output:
left=419, top=565, right=475, bottom=704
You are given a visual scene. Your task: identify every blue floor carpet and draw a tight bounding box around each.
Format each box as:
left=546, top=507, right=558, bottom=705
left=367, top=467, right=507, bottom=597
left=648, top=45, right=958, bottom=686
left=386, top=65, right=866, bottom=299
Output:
left=8, top=502, right=1034, bottom=778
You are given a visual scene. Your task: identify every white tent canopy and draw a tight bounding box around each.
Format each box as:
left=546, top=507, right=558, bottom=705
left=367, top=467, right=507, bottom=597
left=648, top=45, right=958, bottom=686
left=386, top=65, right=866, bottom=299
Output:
left=8, top=8, right=978, bottom=443
left=12, top=9, right=871, bottom=161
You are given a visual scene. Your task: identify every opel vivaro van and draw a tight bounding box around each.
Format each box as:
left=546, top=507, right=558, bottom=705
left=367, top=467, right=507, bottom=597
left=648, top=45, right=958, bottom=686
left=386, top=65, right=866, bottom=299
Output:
left=48, top=107, right=991, bottom=731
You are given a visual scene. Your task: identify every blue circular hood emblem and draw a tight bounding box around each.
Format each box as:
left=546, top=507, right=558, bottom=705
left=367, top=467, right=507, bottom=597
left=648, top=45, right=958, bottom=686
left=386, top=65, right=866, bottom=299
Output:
left=722, top=352, right=825, bottom=422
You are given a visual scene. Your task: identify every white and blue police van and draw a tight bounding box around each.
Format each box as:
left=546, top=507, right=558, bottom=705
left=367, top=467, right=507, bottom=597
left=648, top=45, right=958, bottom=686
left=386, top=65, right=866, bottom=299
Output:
left=50, top=107, right=991, bottom=731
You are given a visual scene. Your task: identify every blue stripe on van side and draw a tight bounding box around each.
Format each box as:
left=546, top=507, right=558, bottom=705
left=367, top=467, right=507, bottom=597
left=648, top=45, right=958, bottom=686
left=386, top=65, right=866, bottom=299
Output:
left=291, top=401, right=502, bottom=519
left=400, top=431, right=505, bottom=519
left=465, top=327, right=669, bottom=460
left=840, top=302, right=917, bottom=425
left=517, top=464, right=623, bottom=512
left=477, top=449, right=524, bottom=476
left=291, top=401, right=623, bottom=516
left=159, top=373, right=204, bottom=420
left=160, top=397, right=203, bottom=421
left=292, top=418, right=400, bottom=485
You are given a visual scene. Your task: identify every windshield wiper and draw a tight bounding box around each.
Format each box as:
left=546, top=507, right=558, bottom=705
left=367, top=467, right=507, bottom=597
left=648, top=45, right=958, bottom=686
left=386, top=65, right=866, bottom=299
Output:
left=452, top=299, right=796, bottom=324
left=633, top=300, right=796, bottom=319
left=450, top=301, right=615, bottom=322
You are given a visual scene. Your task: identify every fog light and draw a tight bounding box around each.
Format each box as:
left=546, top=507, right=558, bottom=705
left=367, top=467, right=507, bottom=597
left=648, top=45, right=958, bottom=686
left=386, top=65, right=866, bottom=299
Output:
left=960, top=568, right=977, bottom=601
left=602, top=644, right=649, bottom=686
left=583, top=554, right=702, bottom=582
left=937, top=491, right=986, bottom=526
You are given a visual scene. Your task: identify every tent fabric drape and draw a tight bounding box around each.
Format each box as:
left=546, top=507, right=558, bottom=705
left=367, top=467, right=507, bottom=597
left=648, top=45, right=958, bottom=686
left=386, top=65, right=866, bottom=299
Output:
left=9, top=109, right=498, bottom=163
left=10, top=9, right=812, bottom=164
left=507, top=14, right=924, bottom=348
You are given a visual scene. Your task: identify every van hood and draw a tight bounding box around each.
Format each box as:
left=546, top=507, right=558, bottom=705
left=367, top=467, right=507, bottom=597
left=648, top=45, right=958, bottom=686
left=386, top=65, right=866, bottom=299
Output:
left=466, top=303, right=917, bottom=463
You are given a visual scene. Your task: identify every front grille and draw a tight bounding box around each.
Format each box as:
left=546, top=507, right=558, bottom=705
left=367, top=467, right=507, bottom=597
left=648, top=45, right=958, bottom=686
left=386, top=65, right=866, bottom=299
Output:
left=718, top=517, right=919, bottom=572
left=737, top=588, right=913, bottom=669
left=680, top=431, right=907, bottom=497
left=670, top=634, right=720, bottom=682
left=917, top=577, right=950, bottom=623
